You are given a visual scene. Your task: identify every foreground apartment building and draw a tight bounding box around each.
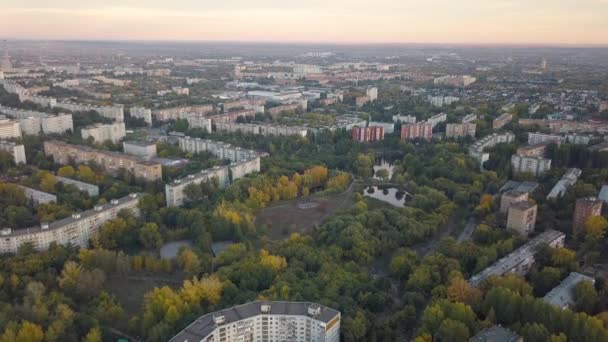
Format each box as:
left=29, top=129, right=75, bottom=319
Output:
left=44, top=141, right=162, bottom=181
left=0, top=193, right=140, bottom=254
left=169, top=301, right=340, bottom=342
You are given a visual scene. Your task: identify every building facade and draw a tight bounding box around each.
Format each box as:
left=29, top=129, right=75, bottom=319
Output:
left=511, top=155, right=551, bottom=176
left=0, top=141, right=26, bottom=164
left=352, top=126, right=385, bottom=143
left=152, top=105, right=215, bottom=122
left=500, top=190, right=529, bottom=213
left=81, top=122, right=126, bottom=143
left=129, top=107, right=152, bottom=125
left=56, top=176, right=99, bottom=197
left=445, top=123, right=476, bottom=138
left=169, top=301, right=340, bottom=342
left=573, top=197, right=603, bottom=234
left=0, top=118, right=21, bottom=138
left=123, top=141, right=157, bottom=159
left=506, top=202, right=538, bottom=237
left=427, top=113, right=447, bottom=128
left=493, top=113, right=513, bottom=130
left=215, top=122, right=308, bottom=137
left=55, top=101, right=124, bottom=122
left=0, top=193, right=140, bottom=254
left=401, top=122, right=433, bottom=141
left=44, top=141, right=162, bottom=181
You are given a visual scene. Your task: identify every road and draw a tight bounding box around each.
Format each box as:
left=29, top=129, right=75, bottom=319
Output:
left=457, top=218, right=477, bottom=243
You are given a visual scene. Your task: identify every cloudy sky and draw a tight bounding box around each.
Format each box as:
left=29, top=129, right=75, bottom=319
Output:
left=1, top=0, right=607, bottom=45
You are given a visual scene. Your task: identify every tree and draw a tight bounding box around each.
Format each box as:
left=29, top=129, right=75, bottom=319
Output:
left=15, top=321, right=44, bottom=342
left=446, top=277, right=482, bottom=308
left=78, top=165, right=97, bottom=183
left=178, top=249, right=201, bottom=275
left=584, top=216, right=608, bottom=242
left=39, top=172, right=58, bottom=192
left=356, top=154, right=374, bottom=178
left=575, top=281, right=599, bottom=314
left=83, top=328, right=102, bottom=342
left=57, top=166, right=75, bottom=178
left=436, top=319, right=470, bottom=342
left=139, top=223, right=163, bottom=249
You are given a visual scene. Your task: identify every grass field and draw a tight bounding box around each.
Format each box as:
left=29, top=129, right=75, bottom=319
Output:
left=255, top=184, right=355, bottom=240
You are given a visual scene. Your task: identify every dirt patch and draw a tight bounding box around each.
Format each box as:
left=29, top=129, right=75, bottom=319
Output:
left=256, top=185, right=355, bottom=240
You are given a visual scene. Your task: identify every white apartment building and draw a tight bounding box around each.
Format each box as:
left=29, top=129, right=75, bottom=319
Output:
left=392, top=115, right=416, bottom=124
left=544, top=272, right=595, bottom=310
left=123, top=141, right=157, bottom=159
left=81, top=122, right=126, bottom=143
left=434, top=75, right=477, bottom=87
left=215, top=122, right=308, bottom=137
left=0, top=141, right=26, bottom=164
left=446, top=123, right=476, bottom=138
left=547, top=168, right=582, bottom=199
left=178, top=112, right=212, bottom=132
left=169, top=301, right=340, bottom=342
left=427, top=113, right=447, bottom=128
left=18, top=185, right=57, bottom=206
left=165, top=166, right=231, bottom=207
left=511, top=155, right=552, bottom=176
left=366, top=87, right=378, bottom=101
left=0, top=193, right=141, bottom=254
left=468, top=132, right=516, bottom=164
left=129, top=107, right=152, bottom=125
left=428, top=96, right=460, bottom=108
left=0, top=118, right=21, bottom=138
left=528, top=132, right=565, bottom=145
left=461, top=113, right=477, bottom=123
left=55, top=101, right=124, bottom=122
left=0, top=105, right=73, bottom=135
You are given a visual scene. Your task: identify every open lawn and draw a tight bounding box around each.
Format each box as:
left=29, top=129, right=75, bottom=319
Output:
left=256, top=183, right=355, bottom=240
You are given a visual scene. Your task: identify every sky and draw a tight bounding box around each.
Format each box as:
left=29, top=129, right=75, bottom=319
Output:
left=1, top=0, right=607, bottom=45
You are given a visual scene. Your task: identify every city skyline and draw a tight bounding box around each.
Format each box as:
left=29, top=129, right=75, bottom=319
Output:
left=2, top=0, right=608, bottom=46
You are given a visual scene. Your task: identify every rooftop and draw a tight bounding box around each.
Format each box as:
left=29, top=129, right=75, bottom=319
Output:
left=543, top=272, right=595, bottom=309
left=169, top=301, right=340, bottom=342
left=470, top=325, right=521, bottom=342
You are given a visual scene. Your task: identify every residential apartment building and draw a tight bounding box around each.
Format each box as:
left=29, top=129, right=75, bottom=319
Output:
left=528, top=132, right=565, bottom=146
left=0, top=193, right=140, bottom=254
left=0, top=118, right=21, bottom=138
left=468, top=132, right=516, bottom=164
left=81, top=122, right=126, bottom=143
left=469, top=230, right=565, bottom=287
left=0, top=141, right=26, bottom=164
left=18, top=185, right=57, bottom=206
left=401, top=122, right=433, bottom=141
left=446, top=123, right=476, bottom=138
left=165, top=166, right=231, bottom=207
left=352, top=126, right=385, bottom=143
left=470, top=326, right=522, bottom=342
left=427, top=113, right=447, bottom=128
left=461, top=113, right=477, bottom=124
left=493, top=113, right=513, bottom=130
left=215, top=122, right=308, bottom=137
left=208, top=110, right=256, bottom=123
left=0, top=106, right=73, bottom=134
left=56, top=176, right=99, bottom=197
left=169, top=301, right=340, bottom=342
left=123, top=141, right=157, bottom=160
left=355, top=95, right=372, bottom=107
left=366, top=87, right=378, bottom=101
left=55, top=101, right=124, bottom=122
left=500, top=190, right=529, bottom=213
left=511, top=155, right=551, bottom=176
left=547, top=168, right=582, bottom=199
left=543, top=272, right=595, bottom=310
left=267, top=103, right=301, bottom=118
left=573, top=197, right=603, bottom=234
left=222, top=98, right=266, bottom=113
left=44, top=141, right=162, bottom=181
left=507, top=202, right=538, bottom=237
left=434, top=75, right=477, bottom=87
left=178, top=112, right=212, bottom=132
left=392, top=115, right=416, bottom=124
left=129, top=107, right=152, bottom=125
left=428, top=96, right=460, bottom=107
left=153, top=105, right=214, bottom=122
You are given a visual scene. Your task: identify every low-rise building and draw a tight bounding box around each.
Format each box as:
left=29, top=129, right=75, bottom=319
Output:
left=543, top=272, right=595, bottom=309
left=468, top=132, right=516, bottom=164
left=434, top=75, right=477, bottom=87
left=44, top=141, right=162, bottom=181
left=55, top=101, right=124, bottom=122
left=392, top=114, right=416, bottom=124
left=493, top=113, right=513, bottom=130
left=0, top=193, right=140, bottom=254
left=178, top=112, right=212, bottom=132
left=401, top=122, right=433, bottom=141
left=81, top=122, right=126, bottom=143
left=352, top=126, right=385, bottom=143
left=208, top=109, right=256, bottom=123
left=56, top=176, right=99, bottom=196
left=267, top=103, right=301, bottom=118
left=123, top=141, right=157, bottom=159
left=0, top=141, right=26, bottom=164
left=153, top=105, right=214, bottom=122
left=528, top=132, right=565, bottom=145
left=18, top=185, right=57, bottom=206
left=547, top=168, right=582, bottom=199
left=511, top=155, right=551, bottom=176
left=468, top=230, right=565, bottom=287
left=169, top=301, right=340, bottom=342
left=500, top=189, right=529, bottom=213
left=428, top=95, right=460, bottom=107
left=507, top=201, right=538, bottom=237
left=461, top=113, right=477, bottom=123
left=446, top=123, right=476, bottom=138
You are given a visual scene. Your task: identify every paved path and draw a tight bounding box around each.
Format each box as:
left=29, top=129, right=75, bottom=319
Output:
left=457, top=218, right=477, bottom=243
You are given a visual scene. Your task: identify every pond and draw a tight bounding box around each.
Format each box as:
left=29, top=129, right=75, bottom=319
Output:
left=363, top=186, right=409, bottom=208
left=160, top=240, right=193, bottom=259
left=373, top=158, right=395, bottom=181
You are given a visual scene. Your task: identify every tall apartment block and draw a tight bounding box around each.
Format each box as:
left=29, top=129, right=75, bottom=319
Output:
left=573, top=197, right=603, bottom=234
left=44, top=141, right=162, bottom=181
left=500, top=190, right=529, bottom=213
left=352, top=126, right=384, bottom=143
left=511, top=155, right=551, bottom=176
left=0, top=193, right=140, bottom=254
left=493, top=113, right=513, bottom=130
left=401, top=122, right=433, bottom=141
left=0, top=118, right=21, bottom=139
left=0, top=141, right=26, bottom=164
left=169, top=301, right=340, bottom=342
left=129, top=107, right=152, bottom=125
left=507, top=202, right=538, bottom=237
left=445, top=123, right=476, bottom=138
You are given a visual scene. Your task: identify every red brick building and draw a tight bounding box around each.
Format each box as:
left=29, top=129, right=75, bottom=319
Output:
left=573, top=197, right=603, bottom=234
left=352, top=126, right=385, bottom=143
left=401, top=122, right=433, bottom=141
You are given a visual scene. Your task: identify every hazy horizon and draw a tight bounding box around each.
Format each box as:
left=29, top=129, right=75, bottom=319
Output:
left=2, top=0, right=608, bottom=46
